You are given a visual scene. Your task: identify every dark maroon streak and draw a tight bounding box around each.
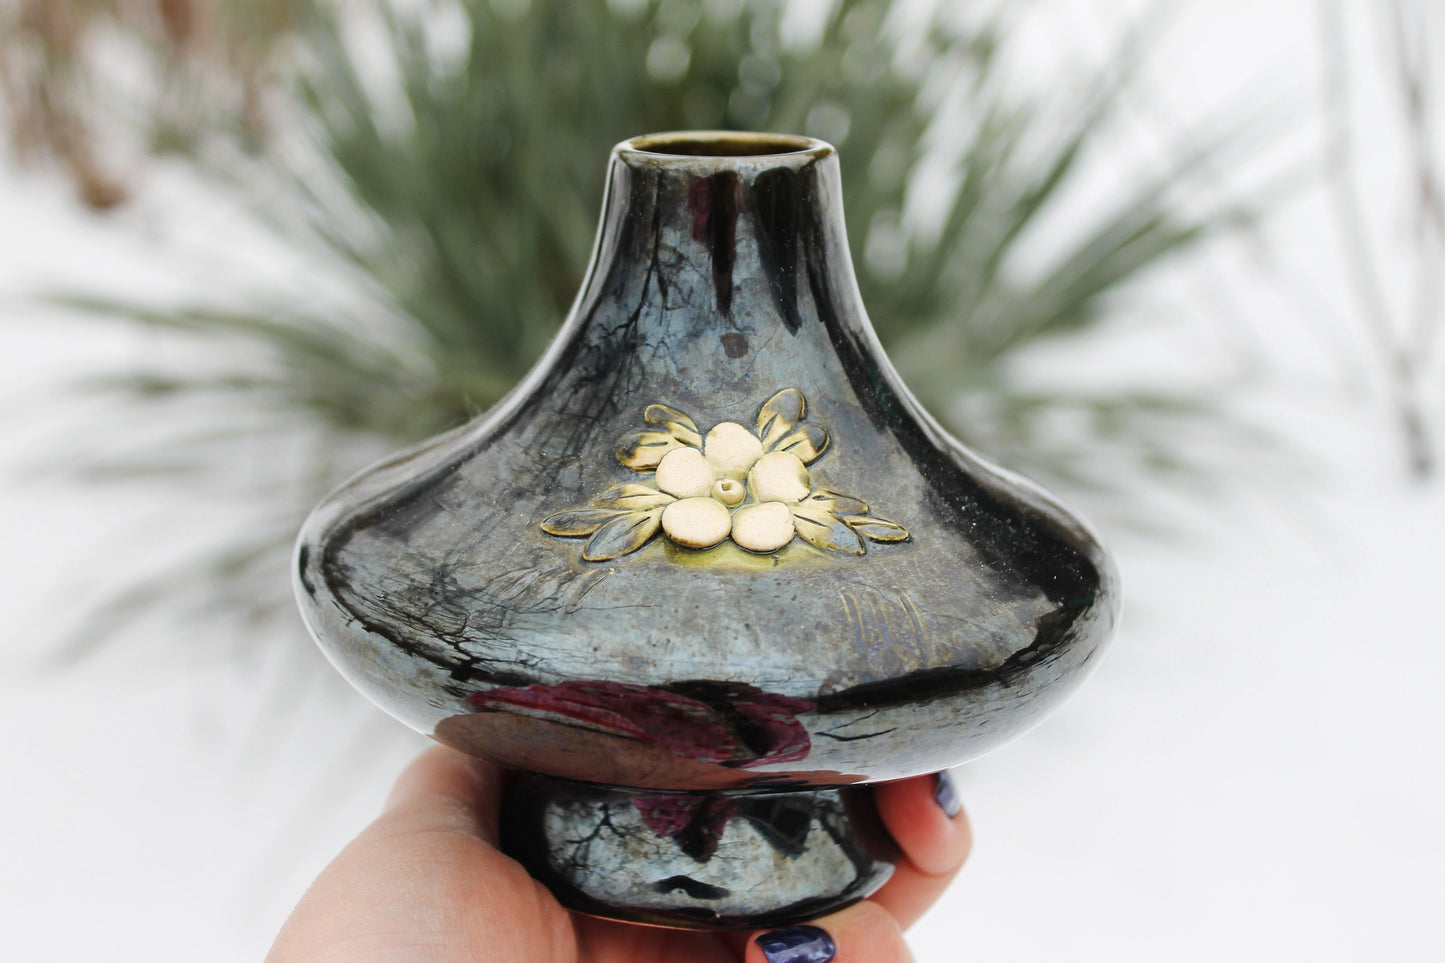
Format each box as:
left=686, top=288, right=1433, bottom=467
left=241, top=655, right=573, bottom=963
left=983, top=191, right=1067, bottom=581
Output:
left=467, top=680, right=815, bottom=766
left=633, top=793, right=739, bottom=838
left=469, top=681, right=816, bottom=849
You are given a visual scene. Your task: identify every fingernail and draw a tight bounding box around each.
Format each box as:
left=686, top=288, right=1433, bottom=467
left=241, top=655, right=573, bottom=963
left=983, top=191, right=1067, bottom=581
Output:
left=934, top=770, right=961, bottom=818
left=756, top=924, right=837, bottom=963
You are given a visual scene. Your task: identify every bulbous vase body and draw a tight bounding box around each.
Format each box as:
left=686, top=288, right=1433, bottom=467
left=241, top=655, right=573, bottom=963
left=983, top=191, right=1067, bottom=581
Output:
left=295, top=132, right=1118, bottom=928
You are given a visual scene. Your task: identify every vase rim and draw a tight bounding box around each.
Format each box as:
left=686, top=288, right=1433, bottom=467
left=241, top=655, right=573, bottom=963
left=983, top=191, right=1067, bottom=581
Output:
left=617, top=130, right=833, bottom=165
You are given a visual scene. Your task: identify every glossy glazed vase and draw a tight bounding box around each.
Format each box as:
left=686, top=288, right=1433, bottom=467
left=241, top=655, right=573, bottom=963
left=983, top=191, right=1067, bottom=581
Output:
left=295, top=131, right=1119, bottom=929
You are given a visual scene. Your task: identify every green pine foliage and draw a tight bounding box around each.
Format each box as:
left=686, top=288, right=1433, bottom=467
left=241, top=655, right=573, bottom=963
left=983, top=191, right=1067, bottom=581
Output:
left=31, top=0, right=1257, bottom=656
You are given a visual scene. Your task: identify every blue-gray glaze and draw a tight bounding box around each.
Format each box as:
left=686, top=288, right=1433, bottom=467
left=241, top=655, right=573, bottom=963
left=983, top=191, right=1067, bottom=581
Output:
left=294, top=131, right=1119, bottom=928
left=501, top=776, right=896, bottom=930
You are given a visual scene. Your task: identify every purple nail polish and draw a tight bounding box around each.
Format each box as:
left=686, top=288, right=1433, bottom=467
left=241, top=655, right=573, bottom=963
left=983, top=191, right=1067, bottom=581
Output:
left=756, top=924, right=837, bottom=963
left=934, top=770, right=961, bottom=818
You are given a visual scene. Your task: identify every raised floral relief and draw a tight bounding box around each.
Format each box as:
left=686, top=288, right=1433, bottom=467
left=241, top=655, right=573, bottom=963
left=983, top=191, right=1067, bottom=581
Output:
left=541, top=388, right=909, bottom=560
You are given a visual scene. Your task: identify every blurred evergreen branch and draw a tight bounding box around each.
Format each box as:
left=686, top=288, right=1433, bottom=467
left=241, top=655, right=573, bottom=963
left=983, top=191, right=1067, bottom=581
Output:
left=3, top=0, right=1265, bottom=660
left=1319, top=0, right=1443, bottom=478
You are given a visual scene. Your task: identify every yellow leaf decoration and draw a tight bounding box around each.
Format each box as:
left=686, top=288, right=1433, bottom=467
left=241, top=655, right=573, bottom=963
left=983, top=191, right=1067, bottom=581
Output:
left=541, top=389, right=910, bottom=561
left=792, top=505, right=866, bottom=555
left=773, top=424, right=829, bottom=463
left=843, top=516, right=910, bottom=542
left=801, top=489, right=868, bottom=515
left=598, top=485, right=677, bottom=510
left=643, top=404, right=703, bottom=448
left=615, top=430, right=683, bottom=470
left=756, top=388, right=806, bottom=449
left=583, top=510, right=664, bottom=561
left=541, top=507, right=628, bottom=536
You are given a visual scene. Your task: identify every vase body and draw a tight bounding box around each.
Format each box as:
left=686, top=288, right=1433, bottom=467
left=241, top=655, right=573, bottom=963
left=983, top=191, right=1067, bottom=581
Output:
left=295, top=131, right=1118, bottom=928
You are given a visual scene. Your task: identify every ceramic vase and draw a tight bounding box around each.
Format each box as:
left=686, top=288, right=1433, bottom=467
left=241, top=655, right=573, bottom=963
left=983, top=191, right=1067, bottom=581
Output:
left=294, top=131, right=1119, bottom=929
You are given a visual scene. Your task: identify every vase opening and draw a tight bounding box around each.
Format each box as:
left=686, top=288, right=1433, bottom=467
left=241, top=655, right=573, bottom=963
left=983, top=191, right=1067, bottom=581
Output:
left=627, top=131, right=822, bottom=158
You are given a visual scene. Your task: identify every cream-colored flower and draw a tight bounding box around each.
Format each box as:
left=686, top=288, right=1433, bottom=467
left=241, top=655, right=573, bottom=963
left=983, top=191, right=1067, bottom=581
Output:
left=653, top=421, right=766, bottom=499
left=648, top=420, right=764, bottom=547
left=542, top=388, right=909, bottom=561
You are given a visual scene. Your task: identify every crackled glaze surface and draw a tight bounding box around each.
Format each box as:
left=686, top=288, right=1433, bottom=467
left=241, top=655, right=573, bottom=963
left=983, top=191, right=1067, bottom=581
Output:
left=502, top=776, right=897, bottom=929
left=294, top=131, right=1119, bottom=928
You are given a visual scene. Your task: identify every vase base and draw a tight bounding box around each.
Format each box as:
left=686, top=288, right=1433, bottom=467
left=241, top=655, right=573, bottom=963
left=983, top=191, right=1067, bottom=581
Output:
left=500, top=774, right=900, bottom=930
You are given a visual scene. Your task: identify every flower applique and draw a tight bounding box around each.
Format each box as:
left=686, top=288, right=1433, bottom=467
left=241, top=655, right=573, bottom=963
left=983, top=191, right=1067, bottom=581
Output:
left=541, top=388, right=909, bottom=561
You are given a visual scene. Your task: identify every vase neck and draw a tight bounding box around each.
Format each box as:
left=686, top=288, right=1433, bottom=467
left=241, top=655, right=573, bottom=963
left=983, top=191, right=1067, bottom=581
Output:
left=569, top=132, right=868, bottom=343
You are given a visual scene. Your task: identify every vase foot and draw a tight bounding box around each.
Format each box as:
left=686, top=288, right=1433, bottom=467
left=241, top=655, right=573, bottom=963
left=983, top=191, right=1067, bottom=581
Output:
left=500, top=775, right=900, bottom=930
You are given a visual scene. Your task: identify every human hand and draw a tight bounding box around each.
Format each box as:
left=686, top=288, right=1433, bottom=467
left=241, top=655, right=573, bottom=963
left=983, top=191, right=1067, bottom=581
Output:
left=267, top=746, right=971, bottom=963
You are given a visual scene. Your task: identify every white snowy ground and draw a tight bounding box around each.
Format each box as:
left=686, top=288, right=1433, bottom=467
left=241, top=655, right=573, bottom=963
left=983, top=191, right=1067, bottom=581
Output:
left=2, top=2, right=1442, bottom=960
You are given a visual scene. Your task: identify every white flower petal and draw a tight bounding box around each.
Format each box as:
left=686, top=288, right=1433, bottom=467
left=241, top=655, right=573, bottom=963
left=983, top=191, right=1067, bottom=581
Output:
left=703, top=421, right=764, bottom=479
left=655, top=447, right=713, bottom=498
left=732, top=501, right=795, bottom=553
left=747, top=451, right=811, bottom=503
left=660, top=496, right=733, bottom=548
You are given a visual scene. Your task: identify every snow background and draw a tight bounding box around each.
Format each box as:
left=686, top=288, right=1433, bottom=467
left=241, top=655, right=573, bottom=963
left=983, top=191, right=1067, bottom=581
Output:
left=2, top=2, right=1442, bottom=960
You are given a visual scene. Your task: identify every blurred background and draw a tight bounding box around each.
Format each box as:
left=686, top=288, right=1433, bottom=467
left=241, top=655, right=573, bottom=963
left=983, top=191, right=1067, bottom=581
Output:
left=0, top=0, right=1441, bottom=960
